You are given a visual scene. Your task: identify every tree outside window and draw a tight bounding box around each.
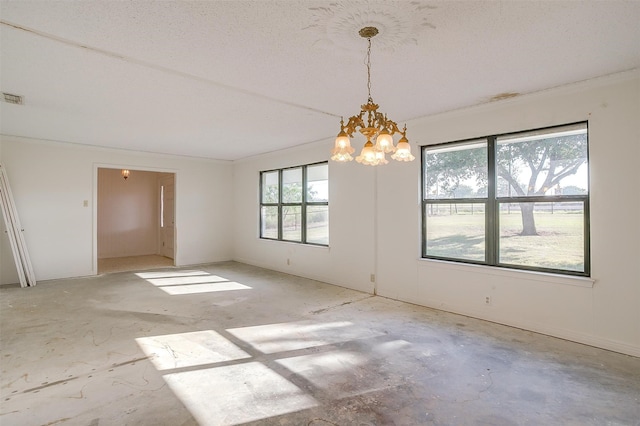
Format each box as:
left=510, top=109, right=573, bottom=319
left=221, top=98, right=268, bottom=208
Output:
left=423, top=123, right=589, bottom=276
left=260, top=163, right=328, bottom=246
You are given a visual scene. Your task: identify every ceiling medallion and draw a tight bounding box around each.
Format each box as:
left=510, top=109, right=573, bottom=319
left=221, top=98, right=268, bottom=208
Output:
left=305, top=1, right=436, bottom=53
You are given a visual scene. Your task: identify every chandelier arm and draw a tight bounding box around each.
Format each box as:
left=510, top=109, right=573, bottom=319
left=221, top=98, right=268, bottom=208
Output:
left=384, top=120, right=403, bottom=135
left=368, top=109, right=376, bottom=128
left=343, top=115, right=363, bottom=136
left=372, top=111, right=385, bottom=128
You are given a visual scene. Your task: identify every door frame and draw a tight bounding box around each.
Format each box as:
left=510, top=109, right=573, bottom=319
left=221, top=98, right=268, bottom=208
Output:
left=93, top=163, right=178, bottom=275
left=158, top=173, right=175, bottom=259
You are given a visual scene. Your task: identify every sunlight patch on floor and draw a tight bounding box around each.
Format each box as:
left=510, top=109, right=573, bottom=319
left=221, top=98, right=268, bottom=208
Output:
left=136, top=330, right=250, bottom=370
left=276, top=350, right=366, bottom=386
left=276, top=348, right=408, bottom=398
left=227, top=320, right=383, bottom=354
left=136, top=319, right=408, bottom=424
left=136, top=270, right=252, bottom=295
left=163, top=362, right=317, bottom=425
left=159, top=282, right=251, bottom=295
left=144, top=275, right=230, bottom=286
left=136, top=270, right=210, bottom=279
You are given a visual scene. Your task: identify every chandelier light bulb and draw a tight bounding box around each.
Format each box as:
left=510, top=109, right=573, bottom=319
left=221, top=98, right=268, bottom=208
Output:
left=331, top=127, right=355, bottom=162
left=375, top=148, right=389, bottom=165
left=356, top=141, right=379, bottom=165
left=375, top=129, right=395, bottom=153
left=391, top=135, right=415, bottom=162
left=336, top=134, right=350, bottom=149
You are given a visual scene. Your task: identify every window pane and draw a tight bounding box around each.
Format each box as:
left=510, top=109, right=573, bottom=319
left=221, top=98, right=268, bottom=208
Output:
left=282, top=206, right=302, bottom=242
left=425, top=203, right=485, bottom=261
left=306, top=205, right=328, bottom=245
left=499, top=202, right=585, bottom=272
left=261, top=206, right=278, bottom=239
left=261, top=171, right=279, bottom=203
left=497, top=123, right=588, bottom=197
left=424, top=140, right=487, bottom=199
left=282, top=168, right=302, bottom=203
left=307, top=164, right=328, bottom=202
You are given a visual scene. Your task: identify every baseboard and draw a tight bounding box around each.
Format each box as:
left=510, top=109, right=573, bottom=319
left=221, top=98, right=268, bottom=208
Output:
left=232, top=257, right=373, bottom=295
left=412, top=299, right=640, bottom=358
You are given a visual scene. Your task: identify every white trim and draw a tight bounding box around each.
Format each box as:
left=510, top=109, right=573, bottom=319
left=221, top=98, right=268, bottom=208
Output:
left=233, top=256, right=372, bottom=295
left=407, top=299, right=639, bottom=358
left=407, top=68, right=640, bottom=127
left=418, top=258, right=595, bottom=288
left=256, top=237, right=330, bottom=251
left=93, top=163, right=179, bottom=275
left=0, top=134, right=231, bottom=164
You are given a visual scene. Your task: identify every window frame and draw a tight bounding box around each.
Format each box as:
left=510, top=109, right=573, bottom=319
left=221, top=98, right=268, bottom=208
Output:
left=259, top=161, right=329, bottom=246
left=421, top=122, right=590, bottom=277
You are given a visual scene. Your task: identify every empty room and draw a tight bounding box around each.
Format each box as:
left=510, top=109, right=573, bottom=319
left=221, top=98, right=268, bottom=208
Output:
left=1, top=1, right=639, bottom=425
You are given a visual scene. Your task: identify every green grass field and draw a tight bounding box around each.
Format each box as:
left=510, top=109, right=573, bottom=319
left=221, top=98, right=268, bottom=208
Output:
left=262, top=221, right=328, bottom=245
left=426, top=210, right=585, bottom=272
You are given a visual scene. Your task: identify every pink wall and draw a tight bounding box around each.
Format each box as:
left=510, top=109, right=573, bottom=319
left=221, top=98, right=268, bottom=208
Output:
left=97, top=168, right=159, bottom=258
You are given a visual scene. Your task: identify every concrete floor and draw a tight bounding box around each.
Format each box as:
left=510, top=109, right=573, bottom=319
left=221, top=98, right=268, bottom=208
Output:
left=1, top=262, right=639, bottom=426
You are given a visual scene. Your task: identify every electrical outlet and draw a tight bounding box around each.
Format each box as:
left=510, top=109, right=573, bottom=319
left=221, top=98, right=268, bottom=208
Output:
left=287, top=258, right=290, bottom=266
left=485, top=296, right=491, bottom=305
left=370, top=274, right=375, bottom=283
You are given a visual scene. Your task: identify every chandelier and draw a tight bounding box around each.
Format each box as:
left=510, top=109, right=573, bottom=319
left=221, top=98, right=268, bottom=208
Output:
left=331, top=26, right=415, bottom=166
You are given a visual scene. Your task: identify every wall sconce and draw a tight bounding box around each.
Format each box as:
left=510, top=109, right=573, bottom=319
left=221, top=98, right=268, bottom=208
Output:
left=121, top=169, right=130, bottom=180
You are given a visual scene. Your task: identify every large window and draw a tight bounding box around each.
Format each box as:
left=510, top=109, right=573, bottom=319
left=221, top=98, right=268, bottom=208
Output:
left=422, top=123, right=589, bottom=276
left=260, top=162, right=328, bottom=246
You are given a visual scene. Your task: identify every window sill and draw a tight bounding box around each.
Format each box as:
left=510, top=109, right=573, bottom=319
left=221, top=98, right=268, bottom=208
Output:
left=418, top=258, right=595, bottom=288
left=258, top=238, right=330, bottom=250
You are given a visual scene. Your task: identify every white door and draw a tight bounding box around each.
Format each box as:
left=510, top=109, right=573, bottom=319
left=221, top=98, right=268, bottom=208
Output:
left=159, top=174, right=175, bottom=259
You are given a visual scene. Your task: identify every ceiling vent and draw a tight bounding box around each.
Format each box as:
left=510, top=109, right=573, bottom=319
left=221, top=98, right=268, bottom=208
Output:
left=2, top=93, right=24, bottom=105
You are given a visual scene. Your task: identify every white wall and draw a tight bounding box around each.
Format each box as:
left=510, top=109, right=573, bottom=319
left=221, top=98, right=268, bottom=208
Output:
left=0, top=137, right=234, bottom=282
left=233, top=71, right=640, bottom=357
left=97, top=168, right=160, bottom=259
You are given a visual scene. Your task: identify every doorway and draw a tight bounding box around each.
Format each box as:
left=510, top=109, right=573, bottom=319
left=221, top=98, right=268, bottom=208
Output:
left=96, top=168, right=176, bottom=273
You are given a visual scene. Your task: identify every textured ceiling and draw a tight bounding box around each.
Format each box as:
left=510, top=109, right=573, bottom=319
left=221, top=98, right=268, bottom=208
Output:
left=1, top=1, right=639, bottom=161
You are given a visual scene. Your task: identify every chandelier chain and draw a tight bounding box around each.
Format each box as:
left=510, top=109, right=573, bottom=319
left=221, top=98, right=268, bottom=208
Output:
left=366, top=37, right=372, bottom=101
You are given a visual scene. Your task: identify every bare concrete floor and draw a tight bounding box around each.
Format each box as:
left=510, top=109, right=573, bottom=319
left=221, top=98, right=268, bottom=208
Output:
left=1, top=262, right=639, bottom=426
